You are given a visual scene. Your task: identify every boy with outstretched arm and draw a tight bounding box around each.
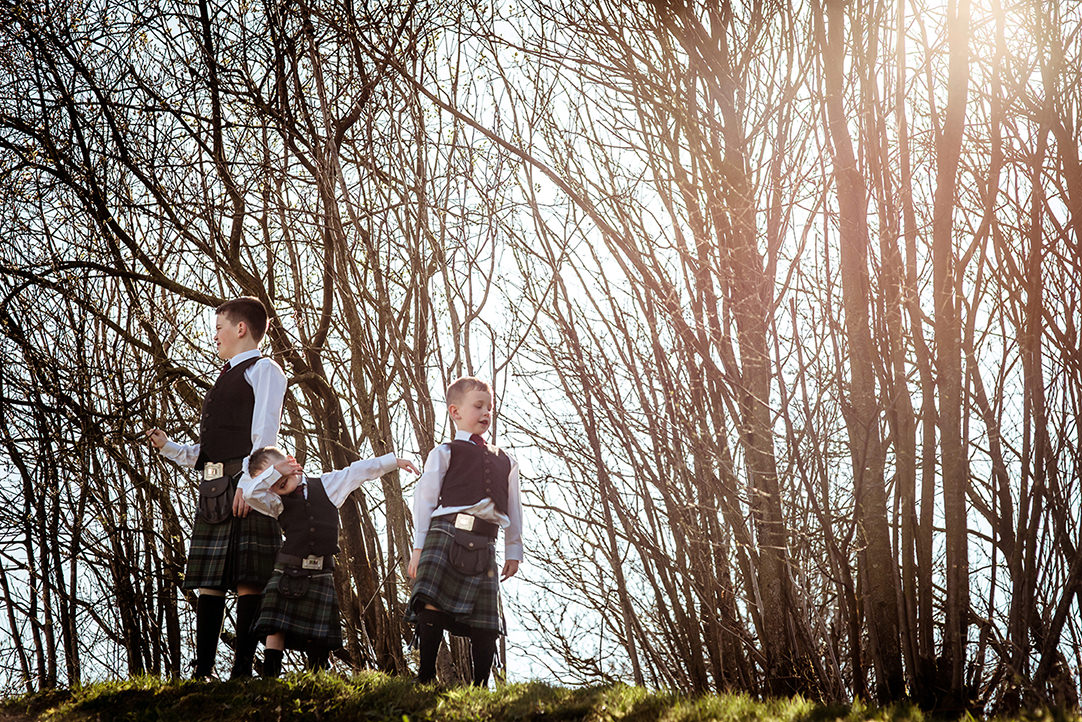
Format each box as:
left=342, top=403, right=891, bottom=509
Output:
left=239, top=445, right=419, bottom=676
left=146, top=296, right=287, bottom=680
left=407, top=376, right=523, bottom=686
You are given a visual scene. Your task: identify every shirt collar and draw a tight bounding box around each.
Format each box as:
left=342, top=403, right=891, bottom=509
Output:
left=227, top=348, right=262, bottom=367
left=454, top=430, right=473, bottom=442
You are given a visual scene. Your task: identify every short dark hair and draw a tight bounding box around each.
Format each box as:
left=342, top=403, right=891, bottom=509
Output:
left=249, top=445, right=286, bottom=476
left=216, top=296, right=268, bottom=342
left=446, top=376, right=492, bottom=407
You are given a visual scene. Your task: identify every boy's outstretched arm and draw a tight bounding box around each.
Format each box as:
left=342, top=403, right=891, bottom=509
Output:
left=323, top=455, right=420, bottom=508
left=145, top=428, right=200, bottom=467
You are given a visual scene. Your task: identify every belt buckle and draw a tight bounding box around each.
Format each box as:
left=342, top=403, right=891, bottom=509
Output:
left=204, top=462, right=224, bottom=480
left=301, top=555, right=324, bottom=571
left=454, top=514, right=475, bottom=532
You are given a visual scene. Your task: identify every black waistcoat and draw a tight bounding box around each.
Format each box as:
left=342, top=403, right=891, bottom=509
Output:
left=279, top=477, right=339, bottom=559
left=196, top=356, right=259, bottom=469
left=438, top=440, right=511, bottom=514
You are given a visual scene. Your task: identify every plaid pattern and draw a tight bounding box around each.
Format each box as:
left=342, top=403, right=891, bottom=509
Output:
left=182, top=480, right=281, bottom=590
left=254, top=570, right=342, bottom=650
left=407, top=517, right=503, bottom=634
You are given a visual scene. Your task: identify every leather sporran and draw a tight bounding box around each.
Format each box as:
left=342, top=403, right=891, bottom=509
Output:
left=278, top=568, right=310, bottom=599
left=449, top=528, right=493, bottom=576
left=197, top=478, right=232, bottom=524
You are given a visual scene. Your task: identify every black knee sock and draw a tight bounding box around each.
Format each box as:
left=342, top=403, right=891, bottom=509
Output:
left=416, top=608, right=448, bottom=683
left=470, top=629, right=499, bottom=687
left=194, top=593, right=227, bottom=678
left=263, top=648, right=284, bottom=678
left=229, top=594, right=262, bottom=679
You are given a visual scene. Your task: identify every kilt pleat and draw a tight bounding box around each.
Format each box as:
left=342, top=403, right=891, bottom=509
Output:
left=255, top=570, right=342, bottom=650
left=407, top=517, right=503, bottom=634
left=183, top=483, right=281, bottom=591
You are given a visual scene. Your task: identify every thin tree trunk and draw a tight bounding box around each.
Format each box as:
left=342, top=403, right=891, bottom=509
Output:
left=932, top=0, right=972, bottom=706
left=818, top=0, right=904, bottom=700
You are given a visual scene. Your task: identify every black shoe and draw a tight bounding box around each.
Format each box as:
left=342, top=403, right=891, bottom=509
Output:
left=189, top=658, right=217, bottom=682
left=228, top=663, right=253, bottom=680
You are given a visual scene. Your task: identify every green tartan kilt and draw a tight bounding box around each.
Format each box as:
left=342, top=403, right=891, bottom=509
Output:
left=255, top=570, right=342, bottom=650
left=182, top=505, right=281, bottom=591
left=407, top=517, right=503, bottom=635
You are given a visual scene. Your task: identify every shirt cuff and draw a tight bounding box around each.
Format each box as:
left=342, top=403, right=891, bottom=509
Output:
left=240, top=464, right=280, bottom=494
left=158, top=440, right=194, bottom=466
left=504, top=542, right=523, bottom=562
left=376, top=452, right=398, bottom=476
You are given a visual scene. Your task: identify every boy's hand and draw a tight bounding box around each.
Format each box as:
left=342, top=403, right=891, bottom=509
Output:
left=233, top=488, right=251, bottom=517
left=407, top=548, right=422, bottom=579
left=501, top=559, right=520, bottom=582
left=396, top=458, right=420, bottom=475
left=145, top=429, right=168, bottom=449
left=273, top=457, right=303, bottom=478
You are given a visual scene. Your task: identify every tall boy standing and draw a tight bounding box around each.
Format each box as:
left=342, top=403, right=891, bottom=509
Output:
left=146, top=296, right=287, bottom=680
left=407, top=376, right=523, bottom=686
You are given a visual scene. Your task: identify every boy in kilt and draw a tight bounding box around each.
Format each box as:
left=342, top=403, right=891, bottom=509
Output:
left=146, top=296, right=287, bottom=680
left=407, top=377, right=523, bottom=686
left=240, top=445, right=419, bottom=676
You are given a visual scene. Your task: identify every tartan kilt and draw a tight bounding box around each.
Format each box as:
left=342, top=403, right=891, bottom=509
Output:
left=183, top=504, right=281, bottom=591
left=254, top=570, right=342, bottom=650
left=407, top=517, right=503, bottom=635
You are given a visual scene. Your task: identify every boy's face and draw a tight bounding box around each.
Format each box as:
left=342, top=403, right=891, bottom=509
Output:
left=270, top=470, right=304, bottom=496
left=449, top=388, right=493, bottom=436
left=214, top=312, right=244, bottom=361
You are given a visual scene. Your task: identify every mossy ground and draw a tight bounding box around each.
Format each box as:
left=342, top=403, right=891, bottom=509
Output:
left=1, top=674, right=1078, bottom=722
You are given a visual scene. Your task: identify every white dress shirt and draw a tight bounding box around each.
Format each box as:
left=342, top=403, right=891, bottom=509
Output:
left=239, top=453, right=399, bottom=518
left=412, top=430, right=523, bottom=561
left=157, top=348, right=288, bottom=491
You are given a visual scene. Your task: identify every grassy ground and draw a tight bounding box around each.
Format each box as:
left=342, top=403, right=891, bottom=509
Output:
left=0, top=674, right=1078, bottom=722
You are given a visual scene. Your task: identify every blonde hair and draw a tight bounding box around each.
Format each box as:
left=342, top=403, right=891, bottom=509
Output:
left=446, top=376, right=492, bottom=407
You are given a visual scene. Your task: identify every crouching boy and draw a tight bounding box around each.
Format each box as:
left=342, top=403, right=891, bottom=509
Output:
left=407, top=376, right=523, bottom=686
left=241, top=445, right=418, bottom=676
